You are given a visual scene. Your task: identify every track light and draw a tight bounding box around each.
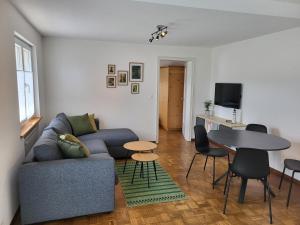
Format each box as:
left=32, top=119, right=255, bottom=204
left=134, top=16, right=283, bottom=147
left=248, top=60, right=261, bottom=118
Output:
left=149, top=25, right=168, bottom=43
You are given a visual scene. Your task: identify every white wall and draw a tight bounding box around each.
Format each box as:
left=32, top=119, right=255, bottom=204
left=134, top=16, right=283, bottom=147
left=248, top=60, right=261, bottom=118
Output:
left=43, top=38, right=212, bottom=140
left=0, top=1, right=45, bottom=224
left=211, top=27, right=300, bottom=180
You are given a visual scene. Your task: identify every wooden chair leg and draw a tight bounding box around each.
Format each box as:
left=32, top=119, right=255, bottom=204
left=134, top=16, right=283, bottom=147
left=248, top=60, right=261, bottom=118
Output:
left=278, top=166, right=286, bottom=190
left=287, top=171, right=295, bottom=207
left=186, top=153, right=198, bottom=179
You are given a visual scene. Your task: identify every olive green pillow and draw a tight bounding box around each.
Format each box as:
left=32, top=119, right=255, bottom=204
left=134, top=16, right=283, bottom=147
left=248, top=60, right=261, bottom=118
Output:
left=57, top=135, right=89, bottom=158
left=67, top=113, right=95, bottom=136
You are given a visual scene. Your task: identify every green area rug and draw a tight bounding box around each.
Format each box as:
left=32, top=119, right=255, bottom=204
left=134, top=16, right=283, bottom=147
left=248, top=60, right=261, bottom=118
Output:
left=116, top=161, right=186, bottom=207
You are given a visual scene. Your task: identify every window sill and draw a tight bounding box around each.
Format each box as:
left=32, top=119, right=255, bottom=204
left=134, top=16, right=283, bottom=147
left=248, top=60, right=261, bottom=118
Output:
left=20, top=116, right=42, bottom=138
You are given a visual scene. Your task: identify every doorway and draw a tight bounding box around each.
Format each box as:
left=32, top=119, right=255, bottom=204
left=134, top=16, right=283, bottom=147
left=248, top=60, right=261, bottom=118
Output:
left=156, top=58, right=194, bottom=142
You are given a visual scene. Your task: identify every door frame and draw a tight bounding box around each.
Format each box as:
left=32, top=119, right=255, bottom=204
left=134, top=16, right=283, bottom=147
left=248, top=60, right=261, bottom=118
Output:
left=156, top=56, right=196, bottom=142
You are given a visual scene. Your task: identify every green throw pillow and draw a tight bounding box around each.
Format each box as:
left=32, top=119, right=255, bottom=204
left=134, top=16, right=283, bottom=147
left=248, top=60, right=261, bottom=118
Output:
left=57, top=136, right=87, bottom=159
left=67, top=113, right=95, bottom=136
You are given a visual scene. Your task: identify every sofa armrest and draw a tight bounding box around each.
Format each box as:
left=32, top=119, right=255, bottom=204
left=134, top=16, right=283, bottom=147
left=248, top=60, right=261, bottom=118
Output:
left=19, top=153, right=115, bottom=224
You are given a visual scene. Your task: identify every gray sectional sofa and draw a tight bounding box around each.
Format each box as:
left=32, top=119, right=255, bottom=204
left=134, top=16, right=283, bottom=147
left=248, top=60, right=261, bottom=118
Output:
left=18, top=113, right=138, bottom=225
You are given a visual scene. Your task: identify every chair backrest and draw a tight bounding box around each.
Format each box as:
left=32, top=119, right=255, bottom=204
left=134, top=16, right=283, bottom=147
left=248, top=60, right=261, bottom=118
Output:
left=194, top=125, right=209, bottom=152
left=231, top=148, right=270, bottom=179
left=219, top=124, right=232, bottom=132
left=246, top=124, right=267, bottom=133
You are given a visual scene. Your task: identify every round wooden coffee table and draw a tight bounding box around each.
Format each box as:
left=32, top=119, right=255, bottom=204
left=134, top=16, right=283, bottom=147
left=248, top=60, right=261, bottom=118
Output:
left=131, top=153, right=159, bottom=188
left=123, top=141, right=157, bottom=173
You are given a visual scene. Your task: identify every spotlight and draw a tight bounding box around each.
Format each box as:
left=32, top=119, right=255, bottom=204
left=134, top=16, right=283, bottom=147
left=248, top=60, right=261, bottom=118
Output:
left=161, top=30, right=167, bottom=37
left=148, top=25, right=168, bottom=43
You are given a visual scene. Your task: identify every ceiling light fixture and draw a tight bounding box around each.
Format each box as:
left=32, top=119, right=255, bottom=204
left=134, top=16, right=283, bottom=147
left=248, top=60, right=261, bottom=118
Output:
left=149, top=25, right=168, bottom=43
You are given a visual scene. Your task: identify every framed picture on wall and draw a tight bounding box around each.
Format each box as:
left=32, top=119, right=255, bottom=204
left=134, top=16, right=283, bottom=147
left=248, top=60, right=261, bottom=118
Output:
left=108, top=64, right=116, bottom=74
left=117, top=70, right=128, bottom=86
left=106, top=76, right=116, bottom=88
left=131, top=83, right=140, bottom=94
left=129, top=62, right=144, bottom=82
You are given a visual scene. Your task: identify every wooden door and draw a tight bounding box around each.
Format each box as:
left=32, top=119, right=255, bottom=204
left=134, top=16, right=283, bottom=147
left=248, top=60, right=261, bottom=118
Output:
left=168, top=66, right=185, bottom=130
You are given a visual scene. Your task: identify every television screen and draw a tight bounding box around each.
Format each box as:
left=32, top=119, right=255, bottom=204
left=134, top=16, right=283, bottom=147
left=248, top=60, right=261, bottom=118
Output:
left=214, top=83, right=242, bottom=109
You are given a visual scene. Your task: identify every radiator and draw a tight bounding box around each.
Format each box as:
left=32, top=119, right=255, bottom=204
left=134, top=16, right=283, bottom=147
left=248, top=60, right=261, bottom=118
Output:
left=24, top=125, right=39, bottom=156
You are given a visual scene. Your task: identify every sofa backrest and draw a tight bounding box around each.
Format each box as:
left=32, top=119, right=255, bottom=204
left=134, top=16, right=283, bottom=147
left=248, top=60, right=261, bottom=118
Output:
left=44, top=113, right=72, bottom=134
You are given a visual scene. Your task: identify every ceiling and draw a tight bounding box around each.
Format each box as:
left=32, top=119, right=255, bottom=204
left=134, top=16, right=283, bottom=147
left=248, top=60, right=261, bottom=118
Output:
left=11, top=0, right=300, bottom=47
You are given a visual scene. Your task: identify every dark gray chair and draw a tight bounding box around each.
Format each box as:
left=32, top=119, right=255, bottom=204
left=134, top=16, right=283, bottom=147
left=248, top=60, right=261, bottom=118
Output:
left=186, top=125, right=229, bottom=189
left=219, top=124, right=232, bottom=132
left=246, top=124, right=267, bottom=133
left=223, top=148, right=272, bottom=224
left=279, top=159, right=300, bottom=207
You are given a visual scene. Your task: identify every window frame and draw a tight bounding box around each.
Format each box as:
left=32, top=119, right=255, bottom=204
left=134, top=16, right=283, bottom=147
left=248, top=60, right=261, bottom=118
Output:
left=14, top=36, right=36, bottom=124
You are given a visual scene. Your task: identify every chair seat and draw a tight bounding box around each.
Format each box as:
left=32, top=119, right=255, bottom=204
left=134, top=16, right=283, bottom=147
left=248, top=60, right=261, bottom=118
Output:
left=284, top=159, right=300, bottom=172
left=201, top=148, right=228, bottom=157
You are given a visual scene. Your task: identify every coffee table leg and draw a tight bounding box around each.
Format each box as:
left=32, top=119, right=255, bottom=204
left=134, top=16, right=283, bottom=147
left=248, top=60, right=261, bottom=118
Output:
left=123, top=150, right=130, bottom=174
left=131, top=161, right=138, bottom=184
left=147, top=162, right=150, bottom=188
left=153, top=161, right=158, bottom=180
left=140, top=162, right=144, bottom=178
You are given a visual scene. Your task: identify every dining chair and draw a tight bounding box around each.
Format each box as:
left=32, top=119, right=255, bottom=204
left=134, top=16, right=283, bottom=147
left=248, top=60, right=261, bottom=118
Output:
left=223, top=148, right=273, bottom=224
left=278, top=159, right=300, bottom=207
left=186, top=125, right=229, bottom=189
left=246, top=124, right=268, bottom=133
left=219, top=124, right=232, bottom=132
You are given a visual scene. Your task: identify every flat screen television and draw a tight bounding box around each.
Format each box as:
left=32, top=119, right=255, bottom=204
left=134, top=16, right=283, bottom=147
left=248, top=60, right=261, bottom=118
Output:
left=214, top=83, right=242, bottom=109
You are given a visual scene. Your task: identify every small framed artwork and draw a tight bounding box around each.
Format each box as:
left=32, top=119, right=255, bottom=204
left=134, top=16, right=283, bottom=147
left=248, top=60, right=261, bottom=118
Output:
left=117, top=70, right=128, bottom=86
left=131, top=83, right=140, bottom=94
left=106, top=76, right=116, bottom=88
left=108, top=64, right=116, bottom=74
left=129, top=62, right=144, bottom=82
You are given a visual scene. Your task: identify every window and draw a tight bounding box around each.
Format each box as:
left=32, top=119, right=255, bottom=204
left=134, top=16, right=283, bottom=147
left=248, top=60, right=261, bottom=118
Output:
left=15, top=37, right=35, bottom=122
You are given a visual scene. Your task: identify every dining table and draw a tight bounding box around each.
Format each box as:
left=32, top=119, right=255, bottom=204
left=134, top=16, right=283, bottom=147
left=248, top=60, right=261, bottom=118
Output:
left=207, top=129, right=291, bottom=203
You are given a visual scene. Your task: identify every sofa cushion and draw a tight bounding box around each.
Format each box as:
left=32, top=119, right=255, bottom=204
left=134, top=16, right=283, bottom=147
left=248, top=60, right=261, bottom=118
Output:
left=78, top=128, right=139, bottom=147
left=56, top=113, right=72, bottom=132
left=80, top=138, right=109, bottom=154
left=67, top=113, right=95, bottom=136
left=33, top=129, right=63, bottom=162
left=44, top=116, right=72, bottom=134
left=60, top=134, right=90, bottom=157
left=58, top=138, right=87, bottom=159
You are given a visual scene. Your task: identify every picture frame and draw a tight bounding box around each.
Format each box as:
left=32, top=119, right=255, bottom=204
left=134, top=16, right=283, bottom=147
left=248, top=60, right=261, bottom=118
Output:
left=108, top=64, right=116, bottom=74
left=129, top=62, right=144, bottom=82
left=131, top=83, right=140, bottom=94
left=106, top=76, right=116, bottom=88
left=117, top=70, right=128, bottom=86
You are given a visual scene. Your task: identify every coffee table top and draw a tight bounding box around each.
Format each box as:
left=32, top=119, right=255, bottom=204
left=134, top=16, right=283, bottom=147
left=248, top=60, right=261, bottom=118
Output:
left=123, top=141, right=157, bottom=151
left=132, top=153, right=159, bottom=162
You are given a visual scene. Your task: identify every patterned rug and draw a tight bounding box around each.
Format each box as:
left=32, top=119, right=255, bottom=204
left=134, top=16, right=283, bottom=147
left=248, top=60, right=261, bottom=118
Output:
left=115, top=161, right=186, bottom=207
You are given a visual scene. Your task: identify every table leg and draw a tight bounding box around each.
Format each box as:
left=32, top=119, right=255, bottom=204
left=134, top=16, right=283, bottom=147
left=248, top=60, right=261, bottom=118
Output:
left=147, top=162, right=150, bottom=188
left=260, top=179, right=276, bottom=198
left=131, top=161, right=138, bottom=184
left=123, top=150, right=130, bottom=174
left=153, top=161, right=158, bottom=180
left=140, top=162, right=144, bottom=178
left=238, top=178, right=248, bottom=203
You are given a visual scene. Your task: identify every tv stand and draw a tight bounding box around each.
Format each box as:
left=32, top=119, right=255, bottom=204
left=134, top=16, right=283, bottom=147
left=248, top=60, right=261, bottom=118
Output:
left=196, top=114, right=246, bottom=130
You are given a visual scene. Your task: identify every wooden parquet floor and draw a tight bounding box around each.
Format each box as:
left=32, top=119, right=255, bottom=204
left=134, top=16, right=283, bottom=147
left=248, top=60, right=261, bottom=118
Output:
left=13, top=129, right=300, bottom=225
